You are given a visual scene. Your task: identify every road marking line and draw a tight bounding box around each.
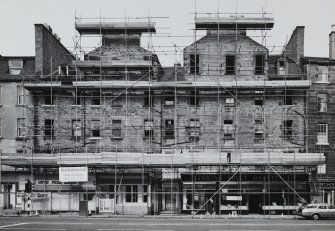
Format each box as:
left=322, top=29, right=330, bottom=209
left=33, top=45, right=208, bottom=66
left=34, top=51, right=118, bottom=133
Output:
left=0, top=223, right=27, bottom=229
left=97, top=229, right=174, bottom=231
left=0, top=229, right=65, bottom=231
left=207, top=223, right=335, bottom=226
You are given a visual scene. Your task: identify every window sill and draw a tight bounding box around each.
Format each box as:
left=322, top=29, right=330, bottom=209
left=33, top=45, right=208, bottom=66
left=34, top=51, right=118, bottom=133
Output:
left=316, top=142, right=329, bottom=146
left=315, top=81, right=330, bottom=84
left=42, top=105, right=56, bottom=107
left=15, top=136, right=26, bottom=140
left=70, top=105, right=82, bottom=107
left=111, top=137, right=123, bottom=140
left=16, top=104, right=26, bottom=107
left=90, top=105, right=101, bottom=108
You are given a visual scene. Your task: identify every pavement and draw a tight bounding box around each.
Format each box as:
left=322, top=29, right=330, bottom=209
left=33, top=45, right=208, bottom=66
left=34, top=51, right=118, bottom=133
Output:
left=0, top=216, right=334, bottom=231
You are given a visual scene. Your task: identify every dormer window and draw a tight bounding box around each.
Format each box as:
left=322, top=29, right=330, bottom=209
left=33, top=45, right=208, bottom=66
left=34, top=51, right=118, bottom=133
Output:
left=8, top=60, right=23, bottom=75
left=277, top=61, right=285, bottom=75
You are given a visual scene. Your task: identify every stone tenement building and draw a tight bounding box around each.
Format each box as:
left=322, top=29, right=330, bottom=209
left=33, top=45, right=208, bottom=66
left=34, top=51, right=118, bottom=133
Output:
left=0, top=16, right=333, bottom=215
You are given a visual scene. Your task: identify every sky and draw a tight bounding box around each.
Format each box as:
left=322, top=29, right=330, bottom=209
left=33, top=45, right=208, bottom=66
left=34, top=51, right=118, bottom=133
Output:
left=1, top=0, right=335, bottom=66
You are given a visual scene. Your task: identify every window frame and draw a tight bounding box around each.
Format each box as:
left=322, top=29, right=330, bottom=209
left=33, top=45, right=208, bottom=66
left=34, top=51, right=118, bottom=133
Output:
left=91, top=120, right=101, bottom=137
left=72, top=119, right=82, bottom=137
left=17, top=118, right=26, bottom=138
left=144, top=119, right=154, bottom=137
left=17, top=85, right=25, bottom=105
left=165, top=119, right=174, bottom=137
left=190, top=54, right=200, bottom=75
left=317, top=94, right=327, bottom=112
left=112, top=119, right=122, bottom=138
left=317, top=123, right=328, bottom=145
left=125, top=185, right=138, bottom=203
left=8, top=60, right=23, bottom=75
left=225, top=55, right=236, bottom=75
left=44, top=119, right=54, bottom=137
left=255, top=55, right=265, bottom=75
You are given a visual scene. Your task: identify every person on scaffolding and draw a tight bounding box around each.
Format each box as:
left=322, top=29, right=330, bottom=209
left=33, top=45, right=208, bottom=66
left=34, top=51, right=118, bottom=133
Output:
left=207, top=198, right=214, bottom=215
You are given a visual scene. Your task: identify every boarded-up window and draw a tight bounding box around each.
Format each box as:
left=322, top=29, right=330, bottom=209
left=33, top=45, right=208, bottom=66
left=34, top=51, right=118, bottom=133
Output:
left=255, top=55, right=265, bottom=74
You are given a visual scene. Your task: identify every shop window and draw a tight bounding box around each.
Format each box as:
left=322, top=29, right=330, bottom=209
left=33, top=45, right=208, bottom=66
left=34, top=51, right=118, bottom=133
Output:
left=91, top=120, right=100, bottom=137
left=8, top=60, right=23, bottom=75
left=255, top=55, right=265, bottom=74
left=72, top=120, right=81, bottom=137
left=165, top=119, right=174, bottom=137
left=44, top=119, right=54, bottom=137
left=317, top=123, right=328, bottom=145
left=45, top=95, right=55, bottom=105
left=144, top=119, right=153, bottom=137
left=125, top=185, right=138, bottom=203
left=17, top=118, right=26, bottom=137
left=254, top=97, right=263, bottom=106
left=282, top=120, right=293, bottom=140
left=17, top=85, right=25, bottom=105
left=112, top=120, right=122, bottom=138
left=143, top=185, right=148, bottom=203
left=190, top=91, right=199, bottom=106
left=318, top=94, right=327, bottom=112
left=144, top=91, right=153, bottom=107
left=317, top=66, right=328, bottom=82
left=225, top=55, right=235, bottom=75
left=190, top=54, right=200, bottom=75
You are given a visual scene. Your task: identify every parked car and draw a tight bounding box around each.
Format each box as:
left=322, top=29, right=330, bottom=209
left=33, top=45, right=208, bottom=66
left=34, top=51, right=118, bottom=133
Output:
left=296, top=204, right=307, bottom=216
left=301, top=203, right=335, bottom=220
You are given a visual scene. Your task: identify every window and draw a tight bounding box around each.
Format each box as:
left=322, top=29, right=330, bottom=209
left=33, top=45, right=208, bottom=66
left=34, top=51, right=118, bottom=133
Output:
left=91, top=120, right=100, bottom=137
left=164, top=96, right=174, bottom=106
left=44, top=119, right=54, bottom=137
left=223, top=120, right=234, bottom=139
left=112, top=120, right=122, bottom=138
left=72, top=120, right=81, bottom=137
left=144, top=119, right=153, bottom=137
left=45, top=96, right=55, bottom=105
left=317, top=123, right=328, bottom=145
left=165, top=120, right=174, bottom=137
left=255, top=97, right=263, bottom=106
left=318, top=94, right=327, bottom=112
left=318, top=66, right=328, bottom=82
left=92, top=93, right=100, bottom=106
left=277, top=61, right=285, bottom=75
left=255, top=55, right=265, bottom=74
left=8, top=60, right=23, bottom=75
left=284, top=91, right=293, bottom=105
left=144, top=91, right=153, bottom=107
left=17, top=85, right=25, bottom=105
left=190, top=54, right=199, bottom=75
left=17, top=118, right=26, bottom=137
left=125, top=185, right=138, bottom=203
left=225, top=55, right=235, bottom=75
left=255, top=119, right=262, bottom=125
left=283, top=120, right=293, bottom=140
left=189, top=119, right=200, bottom=142
left=190, top=91, right=199, bottom=106
left=254, top=131, right=264, bottom=144
left=73, top=92, right=81, bottom=105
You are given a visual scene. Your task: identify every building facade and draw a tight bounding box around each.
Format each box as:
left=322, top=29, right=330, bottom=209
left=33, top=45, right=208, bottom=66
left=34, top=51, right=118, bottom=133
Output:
left=0, top=17, right=330, bottom=215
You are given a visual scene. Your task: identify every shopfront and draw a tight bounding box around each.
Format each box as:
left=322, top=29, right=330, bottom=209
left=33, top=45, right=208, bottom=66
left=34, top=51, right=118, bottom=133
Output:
left=181, top=172, right=310, bottom=215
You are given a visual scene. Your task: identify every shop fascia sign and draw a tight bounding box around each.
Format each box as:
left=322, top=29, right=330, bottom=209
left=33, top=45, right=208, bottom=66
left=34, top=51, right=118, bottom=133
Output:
left=59, top=167, right=88, bottom=183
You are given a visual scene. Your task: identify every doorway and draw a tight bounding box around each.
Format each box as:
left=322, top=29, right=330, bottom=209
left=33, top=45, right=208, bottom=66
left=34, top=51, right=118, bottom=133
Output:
left=249, top=194, right=262, bottom=214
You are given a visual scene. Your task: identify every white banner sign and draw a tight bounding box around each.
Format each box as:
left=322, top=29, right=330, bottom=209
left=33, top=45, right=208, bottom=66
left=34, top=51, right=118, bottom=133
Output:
left=59, top=167, right=88, bottom=182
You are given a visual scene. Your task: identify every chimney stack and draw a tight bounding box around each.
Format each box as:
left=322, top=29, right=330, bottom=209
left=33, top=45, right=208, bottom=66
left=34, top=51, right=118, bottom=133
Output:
left=330, top=24, right=335, bottom=60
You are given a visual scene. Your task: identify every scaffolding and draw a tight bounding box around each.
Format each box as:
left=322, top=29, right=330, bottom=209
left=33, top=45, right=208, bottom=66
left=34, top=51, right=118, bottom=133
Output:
left=0, top=5, right=329, bottom=217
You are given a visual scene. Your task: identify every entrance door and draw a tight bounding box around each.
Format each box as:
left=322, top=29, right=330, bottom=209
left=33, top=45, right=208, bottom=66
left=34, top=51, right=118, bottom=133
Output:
left=249, top=194, right=262, bottom=214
